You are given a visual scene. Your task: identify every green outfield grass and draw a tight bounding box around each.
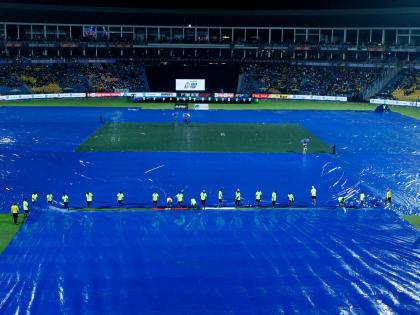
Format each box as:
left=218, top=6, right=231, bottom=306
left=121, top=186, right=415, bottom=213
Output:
left=403, top=215, right=420, bottom=229
left=77, top=122, right=330, bottom=153
left=0, top=214, right=24, bottom=254
left=1, top=98, right=419, bottom=119
left=389, top=106, right=420, bottom=120
left=0, top=98, right=372, bottom=110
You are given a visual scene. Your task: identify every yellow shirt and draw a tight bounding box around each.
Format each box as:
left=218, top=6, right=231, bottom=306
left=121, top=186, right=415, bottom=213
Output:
left=311, top=188, right=317, bottom=197
left=117, top=193, right=124, bottom=201
left=256, top=191, right=262, bottom=200
left=11, top=205, right=19, bottom=214
left=152, top=193, right=159, bottom=202
left=23, top=201, right=29, bottom=211
left=86, top=193, right=93, bottom=202
left=62, top=195, right=69, bottom=202
left=176, top=193, right=183, bottom=202
left=200, top=192, right=207, bottom=201
left=271, top=192, right=277, bottom=201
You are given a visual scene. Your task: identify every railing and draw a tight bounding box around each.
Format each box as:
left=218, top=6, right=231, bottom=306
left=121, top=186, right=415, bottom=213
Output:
left=361, top=67, right=401, bottom=101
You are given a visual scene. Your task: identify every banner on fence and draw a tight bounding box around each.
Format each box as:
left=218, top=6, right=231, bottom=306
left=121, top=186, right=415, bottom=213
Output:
left=370, top=98, right=419, bottom=107
left=0, top=93, right=85, bottom=101
left=252, top=94, right=347, bottom=102
left=193, top=103, right=209, bottom=110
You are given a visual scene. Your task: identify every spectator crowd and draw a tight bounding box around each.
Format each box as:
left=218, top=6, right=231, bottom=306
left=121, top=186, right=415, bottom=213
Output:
left=376, top=68, right=420, bottom=101
left=238, top=64, right=385, bottom=100
left=0, top=62, right=149, bottom=95
left=1, top=61, right=418, bottom=101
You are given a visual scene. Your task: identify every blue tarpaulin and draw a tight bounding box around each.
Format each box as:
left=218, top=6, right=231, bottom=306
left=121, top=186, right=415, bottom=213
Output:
left=0, top=107, right=419, bottom=313
left=0, top=209, right=419, bottom=314
left=0, top=108, right=418, bottom=213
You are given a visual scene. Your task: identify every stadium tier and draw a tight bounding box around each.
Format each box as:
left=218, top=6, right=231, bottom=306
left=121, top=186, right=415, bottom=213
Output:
left=1, top=61, right=420, bottom=102
left=238, top=63, right=386, bottom=100
left=0, top=19, right=419, bottom=101
left=0, top=62, right=149, bottom=94
left=376, top=68, right=420, bottom=101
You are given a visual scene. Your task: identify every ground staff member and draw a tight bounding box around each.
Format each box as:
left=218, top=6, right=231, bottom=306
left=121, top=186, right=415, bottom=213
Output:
left=32, top=192, right=38, bottom=205
left=117, top=191, right=124, bottom=207
left=46, top=192, right=53, bottom=205
left=11, top=203, right=19, bottom=225
left=191, top=198, right=197, bottom=209
left=62, top=193, right=69, bottom=209
left=86, top=192, right=93, bottom=208
left=385, top=189, right=392, bottom=206
left=256, top=189, right=262, bottom=207
left=235, top=189, right=241, bottom=207
left=23, top=198, right=29, bottom=217
left=218, top=188, right=223, bottom=208
left=152, top=192, right=159, bottom=207
left=200, top=190, right=207, bottom=209
left=166, top=196, right=173, bottom=208
left=288, top=192, right=294, bottom=207
left=176, top=191, right=183, bottom=207
left=359, top=192, right=365, bottom=207
left=271, top=191, right=277, bottom=208
left=183, top=112, right=190, bottom=124
left=311, top=186, right=317, bottom=207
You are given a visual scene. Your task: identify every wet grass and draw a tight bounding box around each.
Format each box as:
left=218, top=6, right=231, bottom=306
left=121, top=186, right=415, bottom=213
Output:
left=1, top=98, right=418, bottom=119
left=0, top=214, right=24, bottom=254
left=77, top=122, right=330, bottom=153
left=403, top=215, right=420, bottom=229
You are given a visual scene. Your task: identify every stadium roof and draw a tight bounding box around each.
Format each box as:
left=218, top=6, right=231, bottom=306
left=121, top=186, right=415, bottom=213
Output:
left=3, top=0, right=420, bottom=10
left=0, top=1, right=419, bottom=27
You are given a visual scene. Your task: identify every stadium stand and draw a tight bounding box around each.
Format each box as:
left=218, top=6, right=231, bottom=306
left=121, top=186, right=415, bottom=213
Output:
left=238, top=64, right=386, bottom=100
left=18, top=64, right=63, bottom=94
left=83, top=63, right=149, bottom=92
left=0, top=62, right=149, bottom=94
left=376, top=68, right=420, bottom=101
left=0, top=64, right=30, bottom=95
left=2, top=61, right=416, bottom=99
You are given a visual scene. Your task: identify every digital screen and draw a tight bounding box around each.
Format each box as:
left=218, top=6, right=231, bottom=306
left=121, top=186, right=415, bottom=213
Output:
left=83, top=26, right=97, bottom=37
left=176, top=79, right=205, bottom=91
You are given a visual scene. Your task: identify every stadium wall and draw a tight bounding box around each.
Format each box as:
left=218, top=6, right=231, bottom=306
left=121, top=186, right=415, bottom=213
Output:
left=370, top=98, right=420, bottom=107
left=4, top=93, right=420, bottom=106
left=0, top=92, right=348, bottom=102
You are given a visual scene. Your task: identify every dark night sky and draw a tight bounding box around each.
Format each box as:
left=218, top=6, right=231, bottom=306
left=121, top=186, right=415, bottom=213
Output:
left=0, top=0, right=418, bottom=26
left=0, top=0, right=419, bottom=10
